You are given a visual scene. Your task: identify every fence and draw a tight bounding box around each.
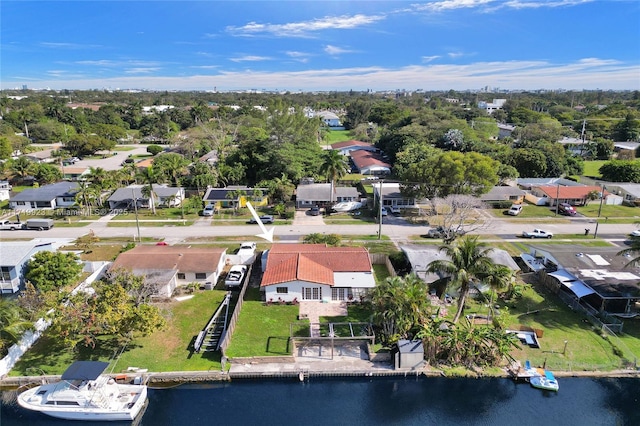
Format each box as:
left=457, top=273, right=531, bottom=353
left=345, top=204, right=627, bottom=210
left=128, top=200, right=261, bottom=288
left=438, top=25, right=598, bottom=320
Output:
left=369, top=253, right=396, bottom=277
left=219, top=263, right=252, bottom=357
left=0, top=261, right=110, bottom=377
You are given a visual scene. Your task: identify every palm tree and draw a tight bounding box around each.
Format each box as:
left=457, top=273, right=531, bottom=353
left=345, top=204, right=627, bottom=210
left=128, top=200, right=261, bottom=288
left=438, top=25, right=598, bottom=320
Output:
left=137, top=166, right=162, bottom=215
left=87, top=167, right=109, bottom=189
left=426, top=236, right=507, bottom=323
left=319, top=150, right=348, bottom=204
left=0, top=299, right=32, bottom=356
left=8, top=156, right=35, bottom=182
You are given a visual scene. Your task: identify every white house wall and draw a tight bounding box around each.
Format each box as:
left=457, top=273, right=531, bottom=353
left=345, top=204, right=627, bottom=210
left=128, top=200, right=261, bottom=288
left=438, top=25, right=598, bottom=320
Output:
left=264, top=276, right=375, bottom=303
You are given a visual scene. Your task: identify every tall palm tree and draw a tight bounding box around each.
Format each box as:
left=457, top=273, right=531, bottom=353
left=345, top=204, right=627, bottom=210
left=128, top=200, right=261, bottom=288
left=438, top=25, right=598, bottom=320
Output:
left=319, top=150, right=348, bottom=204
left=426, top=236, right=506, bottom=323
left=137, top=166, right=162, bottom=215
left=9, top=156, right=35, bottom=181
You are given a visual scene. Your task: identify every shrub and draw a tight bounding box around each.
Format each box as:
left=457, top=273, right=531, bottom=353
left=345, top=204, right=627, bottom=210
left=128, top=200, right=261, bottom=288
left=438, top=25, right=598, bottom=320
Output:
left=147, top=144, right=163, bottom=156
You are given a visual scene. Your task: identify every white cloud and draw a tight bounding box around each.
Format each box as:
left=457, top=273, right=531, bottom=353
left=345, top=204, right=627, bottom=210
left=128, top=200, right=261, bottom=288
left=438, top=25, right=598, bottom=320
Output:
left=226, top=14, right=386, bottom=37
left=124, top=68, right=161, bottom=74
left=12, top=59, right=637, bottom=92
left=422, top=56, right=441, bottom=63
left=229, top=55, right=272, bottom=62
left=324, top=45, right=354, bottom=56
left=40, top=42, right=102, bottom=49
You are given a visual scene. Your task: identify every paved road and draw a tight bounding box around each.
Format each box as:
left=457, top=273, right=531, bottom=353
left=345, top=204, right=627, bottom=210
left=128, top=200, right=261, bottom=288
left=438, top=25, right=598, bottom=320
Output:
left=3, top=213, right=637, bottom=245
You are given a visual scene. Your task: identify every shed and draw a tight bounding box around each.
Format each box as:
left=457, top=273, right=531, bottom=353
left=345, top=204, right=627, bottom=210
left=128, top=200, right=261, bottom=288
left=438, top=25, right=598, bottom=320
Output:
left=393, top=339, right=424, bottom=370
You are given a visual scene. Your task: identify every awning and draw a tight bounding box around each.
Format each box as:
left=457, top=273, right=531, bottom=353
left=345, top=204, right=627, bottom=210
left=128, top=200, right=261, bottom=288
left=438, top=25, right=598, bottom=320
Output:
left=548, top=270, right=596, bottom=298
left=61, top=361, right=109, bottom=381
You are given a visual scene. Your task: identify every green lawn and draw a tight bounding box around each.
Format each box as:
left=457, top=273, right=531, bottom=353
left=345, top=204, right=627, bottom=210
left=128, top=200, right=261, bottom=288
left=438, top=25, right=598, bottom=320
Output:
left=108, top=220, right=194, bottom=227
left=225, top=288, right=299, bottom=358
left=582, top=160, right=607, bottom=178
left=325, top=130, right=352, bottom=143
left=577, top=204, right=640, bottom=218
left=10, top=290, right=227, bottom=375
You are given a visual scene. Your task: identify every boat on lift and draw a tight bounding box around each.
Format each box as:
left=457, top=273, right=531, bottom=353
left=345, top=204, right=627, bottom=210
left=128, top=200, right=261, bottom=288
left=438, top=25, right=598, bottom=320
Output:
left=17, top=361, right=147, bottom=421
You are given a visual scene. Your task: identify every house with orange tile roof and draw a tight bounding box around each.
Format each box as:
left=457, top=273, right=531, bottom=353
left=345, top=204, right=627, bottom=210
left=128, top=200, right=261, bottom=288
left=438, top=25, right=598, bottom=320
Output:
left=349, top=149, right=391, bottom=176
left=260, top=244, right=375, bottom=303
left=330, top=140, right=379, bottom=155
left=530, top=185, right=613, bottom=207
left=110, top=245, right=227, bottom=297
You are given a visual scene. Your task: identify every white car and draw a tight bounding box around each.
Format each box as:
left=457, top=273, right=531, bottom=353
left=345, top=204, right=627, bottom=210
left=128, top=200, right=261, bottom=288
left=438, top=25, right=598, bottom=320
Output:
left=630, top=230, right=640, bottom=237
left=522, top=229, right=553, bottom=239
left=225, top=265, right=247, bottom=287
left=202, top=205, right=215, bottom=216
left=390, top=206, right=401, bottom=214
left=237, top=241, right=257, bottom=256
left=380, top=207, right=388, bottom=216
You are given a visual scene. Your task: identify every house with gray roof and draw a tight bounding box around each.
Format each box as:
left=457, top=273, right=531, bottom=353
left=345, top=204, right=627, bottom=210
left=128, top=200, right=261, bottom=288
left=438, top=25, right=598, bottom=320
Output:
left=295, top=183, right=359, bottom=209
left=606, top=183, right=640, bottom=205
left=9, top=182, right=79, bottom=210
left=480, top=186, right=526, bottom=205
left=372, top=182, right=417, bottom=210
left=107, top=184, right=184, bottom=210
left=0, top=241, right=54, bottom=293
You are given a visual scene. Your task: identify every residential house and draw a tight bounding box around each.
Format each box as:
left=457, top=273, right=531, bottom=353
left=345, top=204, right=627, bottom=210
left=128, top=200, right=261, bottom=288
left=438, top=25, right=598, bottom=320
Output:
left=61, top=166, right=90, bottom=181
left=401, top=244, right=520, bottom=286
left=480, top=186, right=526, bottom=205
left=316, top=111, right=342, bottom=128
left=202, top=186, right=268, bottom=210
left=260, top=244, right=375, bottom=303
left=349, top=149, right=391, bottom=176
left=0, top=241, right=54, bottom=293
left=613, top=142, right=640, bottom=156
left=295, top=183, right=359, bottom=209
left=330, top=140, right=379, bottom=156
left=557, top=137, right=593, bottom=157
left=9, top=181, right=79, bottom=210
left=198, top=150, right=219, bottom=165
left=606, top=183, right=640, bottom=205
left=497, top=123, right=515, bottom=140
left=477, top=99, right=506, bottom=114
left=110, top=245, right=227, bottom=297
left=0, top=181, right=11, bottom=201
left=107, top=184, right=184, bottom=210
left=24, top=149, right=55, bottom=163
left=372, top=183, right=417, bottom=210
left=529, top=185, right=618, bottom=207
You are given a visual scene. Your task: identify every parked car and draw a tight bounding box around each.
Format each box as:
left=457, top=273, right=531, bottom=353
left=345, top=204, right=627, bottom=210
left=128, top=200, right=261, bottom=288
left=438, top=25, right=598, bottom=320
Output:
left=225, top=265, right=247, bottom=288
left=0, top=219, right=24, bottom=231
left=422, top=226, right=445, bottom=238
left=309, top=206, right=320, bottom=216
left=380, top=207, right=388, bottom=216
left=558, top=202, right=577, bottom=216
left=248, top=215, right=274, bottom=224
left=630, top=230, right=640, bottom=237
left=390, top=206, right=401, bottom=214
left=522, top=229, right=553, bottom=239
left=507, top=204, right=523, bottom=216
left=237, top=241, right=257, bottom=257
left=202, top=205, right=215, bottom=216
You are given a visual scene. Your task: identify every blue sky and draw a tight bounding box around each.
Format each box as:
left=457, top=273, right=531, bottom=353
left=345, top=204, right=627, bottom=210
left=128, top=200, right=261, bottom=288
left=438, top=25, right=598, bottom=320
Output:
left=1, top=0, right=639, bottom=91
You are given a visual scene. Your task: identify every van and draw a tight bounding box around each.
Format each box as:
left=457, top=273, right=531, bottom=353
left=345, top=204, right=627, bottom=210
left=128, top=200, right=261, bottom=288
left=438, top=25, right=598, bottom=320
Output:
left=507, top=204, right=523, bottom=216
left=558, top=202, right=576, bottom=216
left=25, top=218, right=54, bottom=230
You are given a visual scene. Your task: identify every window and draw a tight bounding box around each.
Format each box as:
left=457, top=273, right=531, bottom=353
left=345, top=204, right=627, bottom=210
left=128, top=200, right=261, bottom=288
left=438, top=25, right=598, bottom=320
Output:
left=276, top=287, right=288, bottom=294
left=0, top=267, right=11, bottom=281
left=177, top=273, right=186, bottom=280
left=195, top=273, right=206, bottom=280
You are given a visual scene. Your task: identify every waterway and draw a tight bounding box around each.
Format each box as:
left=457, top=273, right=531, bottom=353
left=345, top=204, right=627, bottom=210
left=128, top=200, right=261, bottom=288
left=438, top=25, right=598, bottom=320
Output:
left=1, top=376, right=638, bottom=425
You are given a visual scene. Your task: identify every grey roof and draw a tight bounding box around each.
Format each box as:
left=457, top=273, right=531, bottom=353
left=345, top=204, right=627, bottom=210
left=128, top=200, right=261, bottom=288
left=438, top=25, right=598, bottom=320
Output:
left=202, top=186, right=265, bottom=202
left=0, top=242, right=52, bottom=266
left=108, top=184, right=182, bottom=202
left=295, top=183, right=358, bottom=202
left=614, top=142, right=640, bottom=151
left=401, top=244, right=520, bottom=283
left=397, top=339, right=424, bottom=354
left=10, top=182, right=79, bottom=202
left=609, top=184, right=640, bottom=198
left=480, top=185, right=526, bottom=201
left=373, top=183, right=411, bottom=199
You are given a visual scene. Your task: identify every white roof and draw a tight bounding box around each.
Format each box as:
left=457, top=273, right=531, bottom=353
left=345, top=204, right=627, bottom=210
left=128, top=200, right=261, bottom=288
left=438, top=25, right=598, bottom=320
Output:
left=548, top=270, right=595, bottom=298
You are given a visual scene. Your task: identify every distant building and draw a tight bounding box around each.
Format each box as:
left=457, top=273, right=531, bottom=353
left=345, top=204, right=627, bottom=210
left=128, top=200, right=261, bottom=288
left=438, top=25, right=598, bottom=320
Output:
left=0, top=181, right=12, bottom=201
left=478, top=99, right=507, bottom=114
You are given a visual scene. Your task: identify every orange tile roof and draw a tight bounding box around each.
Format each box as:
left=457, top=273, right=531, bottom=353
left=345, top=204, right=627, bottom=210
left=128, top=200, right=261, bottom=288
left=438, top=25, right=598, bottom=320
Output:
left=534, top=185, right=608, bottom=199
left=331, top=140, right=372, bottom=149
left=349, top=149, right=391, bottom=169
left=111, top=245, right=226, bottom=272
left=261, top=244, right=371, bottom=287
left=136, top=158, right=154, bottom=168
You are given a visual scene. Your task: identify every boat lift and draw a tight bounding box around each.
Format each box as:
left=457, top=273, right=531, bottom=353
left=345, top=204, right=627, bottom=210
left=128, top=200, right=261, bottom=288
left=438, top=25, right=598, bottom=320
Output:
left=194, top=292, right=232, bottom=352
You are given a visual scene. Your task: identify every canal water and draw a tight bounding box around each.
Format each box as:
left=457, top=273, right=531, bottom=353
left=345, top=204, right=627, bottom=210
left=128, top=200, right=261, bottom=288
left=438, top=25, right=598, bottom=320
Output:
left=2, top=376, right=638, bottom=425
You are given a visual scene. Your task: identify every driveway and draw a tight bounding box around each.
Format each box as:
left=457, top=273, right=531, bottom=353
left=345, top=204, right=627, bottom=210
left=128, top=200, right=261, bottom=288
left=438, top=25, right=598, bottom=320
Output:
left=73, top=145, right=152, bottom=171
left=293, top=209, right=325, bottom=226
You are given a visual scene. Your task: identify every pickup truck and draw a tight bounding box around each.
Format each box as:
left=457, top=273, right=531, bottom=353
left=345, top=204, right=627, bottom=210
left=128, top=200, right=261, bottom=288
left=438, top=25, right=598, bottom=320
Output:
left=0, top=220, right=24, bottom=231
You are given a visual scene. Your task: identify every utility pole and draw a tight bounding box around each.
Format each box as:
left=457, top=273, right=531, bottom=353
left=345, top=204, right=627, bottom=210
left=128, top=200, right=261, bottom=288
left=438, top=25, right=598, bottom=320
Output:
left=579, top=119, right=587, bottom=157
left=594, top=183, right=605, bottom=239
left=378, top=179, right=383, bottom=240
left=132, top=189, right=141, bottom=243
left=555, top=184, right=560, bottom=216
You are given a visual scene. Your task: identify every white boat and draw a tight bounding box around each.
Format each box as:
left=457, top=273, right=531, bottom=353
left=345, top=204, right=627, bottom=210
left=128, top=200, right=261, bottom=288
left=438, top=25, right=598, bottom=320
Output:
left=530, top=370, right=559, bottom=392
left=332, top=201, right=363, bottom=212
left=17, top=361, right=147, bottom=421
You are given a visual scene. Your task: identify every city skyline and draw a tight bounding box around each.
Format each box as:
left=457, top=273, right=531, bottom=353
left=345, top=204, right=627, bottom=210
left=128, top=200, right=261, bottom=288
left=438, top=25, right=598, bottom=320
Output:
left=2, top=0, right=639, bottom=92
